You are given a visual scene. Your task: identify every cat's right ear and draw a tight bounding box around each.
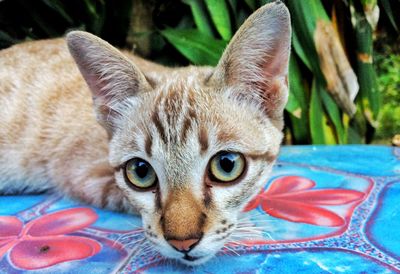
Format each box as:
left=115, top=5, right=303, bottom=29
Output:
left=209, top=2, right=291, bottom=130
left=66, top=31, right=151, bottom=135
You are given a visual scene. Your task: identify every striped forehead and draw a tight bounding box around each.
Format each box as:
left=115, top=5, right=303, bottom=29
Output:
left=145, top=82, right=208, bottom=156
left=116, top=77, right=272, bottom=161
left=140, top=82, right=210, bottom=185
left=140, top=80, right=256, bottom=160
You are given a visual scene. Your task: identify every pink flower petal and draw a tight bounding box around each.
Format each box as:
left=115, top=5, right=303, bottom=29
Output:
left=268, top=189, right=365, bottom=205
left=25, top=208, right=98, bottom=236
left=0, top=239, right=16, bottom=259
left=243, top=190, right=264, bottom=212
left=0, top=238, right=14, bottom=247
left=262, top=199, right=345, bottom=227
left=10, top=236, right=101, bottom=270
left=243, top=197, right=260, bottom=212
left=266, top=176, right=316, bottom=195
left=0, top=216, right=23, bottom=237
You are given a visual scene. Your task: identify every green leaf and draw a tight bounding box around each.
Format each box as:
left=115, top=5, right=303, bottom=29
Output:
left=83, top=0, right=96, bottom=16
left=204, top=0, right=232, bottom=40
left=260, top=0, right=274, bottom=5
left=83, top=0, right=106, bottom=34
left=41, top=0, right=74, bottom=24
left=380, top=0, right=399, bottom=32
left=353, top=13, right=380, bottom=125
left=244, top=0, right=256, bottom=10
left=0, top=31, right=19, bottom=44
left=287, top=0, right=329, bottom=75
left=161, top=29, right=226, bottom=66
left=320, top=86, right=346, bottom=144
left=287, top=56, right=306, bottom=118
left=310, top=80, right=337, bottom=144
left=347, top=125, right=363, bottom=143
left=235, top=9, right=249, bottom=29
left=292, top=30, right=311, bottom=70
left=287, top=55, right=309, bottom=143
left=289, top=114, right=310, bottom=144
left=347, top=104, right=367, bottom=143
left=285, top=91, right=302, bottom=118
left=183, top=0, right=214, bottom=37
left=360, top=0, right=379, bottom=29
left=228, top=0, right=238, bottom=15
left=17, top=0, right=58, bottom=37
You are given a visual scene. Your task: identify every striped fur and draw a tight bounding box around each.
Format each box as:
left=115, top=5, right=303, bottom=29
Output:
left=0, top=2, right=291, bottom=265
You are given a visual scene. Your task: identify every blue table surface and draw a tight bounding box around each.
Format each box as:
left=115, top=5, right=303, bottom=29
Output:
left=0, top=145, right=399, bottom=273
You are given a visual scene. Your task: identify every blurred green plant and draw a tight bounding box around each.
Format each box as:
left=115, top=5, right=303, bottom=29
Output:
left=161, top=0, right=400, bottom=144
left=375, top=53, right=400, bottom=140
left=0, top=0, right=191, bottom=65
left=0, top=0, right=132, bottom=48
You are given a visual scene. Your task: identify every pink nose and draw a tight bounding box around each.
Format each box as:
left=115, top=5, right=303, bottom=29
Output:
left=168, top=238, right=199, bottom=252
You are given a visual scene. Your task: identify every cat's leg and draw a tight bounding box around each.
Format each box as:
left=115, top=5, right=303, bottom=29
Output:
left=0, top=176, right=51, bottom=195
left=0, top=148, right=53, bottom=194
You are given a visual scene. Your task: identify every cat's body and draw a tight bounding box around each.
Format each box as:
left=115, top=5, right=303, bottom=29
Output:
left=0, top=2, right=291, bottom=265
left=0, top=38, right=188, bottom=211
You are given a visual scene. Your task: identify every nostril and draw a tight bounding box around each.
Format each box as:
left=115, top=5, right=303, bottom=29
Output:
left=167, top=238, right=200, bottom=252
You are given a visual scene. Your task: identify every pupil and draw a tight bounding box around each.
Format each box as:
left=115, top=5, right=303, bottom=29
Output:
left=220, top=154, right=235, bottom=173
left=135, top=162, right=149, bottom=178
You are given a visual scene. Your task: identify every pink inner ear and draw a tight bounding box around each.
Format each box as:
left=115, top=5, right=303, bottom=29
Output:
left=261, top=45, right=289, bottom=81
left=257, top=75, right=288, bottom=121
left=85, top=72, right=109, bottom=100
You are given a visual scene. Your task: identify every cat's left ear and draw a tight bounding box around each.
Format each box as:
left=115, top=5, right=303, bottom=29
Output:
left=66, top=31, right=151, bottom=135
left=210, top=2, right=291, bottom=129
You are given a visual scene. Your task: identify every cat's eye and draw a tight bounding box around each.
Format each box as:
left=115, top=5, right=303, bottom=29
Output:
left=209, top=151, right=246, bottom=183
left=124, top=158, right=157, bottom=190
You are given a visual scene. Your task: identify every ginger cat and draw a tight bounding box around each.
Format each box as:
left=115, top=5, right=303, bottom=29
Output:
left=0, top=2, right=291, bottom=265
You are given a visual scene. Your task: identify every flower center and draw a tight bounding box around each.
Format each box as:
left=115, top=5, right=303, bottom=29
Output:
left=39, top=245, right=50, bottom=253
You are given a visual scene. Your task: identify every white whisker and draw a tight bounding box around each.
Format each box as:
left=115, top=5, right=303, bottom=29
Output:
left=223, top=245, right=240, bottom=256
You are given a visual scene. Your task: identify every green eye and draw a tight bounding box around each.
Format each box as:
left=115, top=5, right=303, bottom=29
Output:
left=125, top=158, right=157, bottom=190
left=209, top=152, right=246, bottom=183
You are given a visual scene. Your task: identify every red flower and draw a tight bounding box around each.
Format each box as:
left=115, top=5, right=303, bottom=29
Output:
left=244, top=176, right=365, bottom=227
left=0, top=208, right=101, bottom=270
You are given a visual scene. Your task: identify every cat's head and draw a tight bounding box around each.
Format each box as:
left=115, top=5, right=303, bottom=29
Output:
left=67, top=2, right=291, bottom=265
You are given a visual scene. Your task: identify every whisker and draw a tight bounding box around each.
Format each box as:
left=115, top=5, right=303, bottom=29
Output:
left=245, top=219, right=280, bottom=223
left=125, top=237, right=148, bottom=246
left=125, top=220, right=145, bottom=230
left=223, top=245, right=240, bottom=257
left=231, top=232, right=263, bottom=237
left=126, top=237, right=147, bottom=250
left=111, top=234, right=128, bottom=248
left=120, top=232, right=145, bottom=241
left=226, top=239, right=251, bottom=247
left=234, top=229, right=261, bottom=234
left=264, top=231, right=275, bottom=241
left=111, top=229, right=147, bottom=248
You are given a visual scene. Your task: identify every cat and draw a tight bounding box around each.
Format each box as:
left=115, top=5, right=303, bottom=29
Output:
left=0, top=2, right=291, bottom=265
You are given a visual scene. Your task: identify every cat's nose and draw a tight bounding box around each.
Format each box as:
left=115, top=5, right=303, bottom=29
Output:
left=167, top=238, right=200, bottom=252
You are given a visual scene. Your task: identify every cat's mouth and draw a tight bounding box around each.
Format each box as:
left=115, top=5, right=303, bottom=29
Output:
left=183, top=254, right=200, bottom=261
left=179, top=254, right=212, bottom=266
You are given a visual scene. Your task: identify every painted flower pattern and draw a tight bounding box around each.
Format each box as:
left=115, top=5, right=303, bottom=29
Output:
left=244, top=176, right=365, bottom=227
left=0, top=208, right=101, bottom=270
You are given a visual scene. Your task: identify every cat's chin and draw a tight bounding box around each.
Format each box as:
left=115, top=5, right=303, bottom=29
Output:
left=155, top=244, right=216, bottom=266
left=177, top=253, right=215, bottom=266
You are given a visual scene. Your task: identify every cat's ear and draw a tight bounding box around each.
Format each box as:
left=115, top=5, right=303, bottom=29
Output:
left=210, top=2, right=291, bottom=129
left=66, top=31, right=151, bottom=135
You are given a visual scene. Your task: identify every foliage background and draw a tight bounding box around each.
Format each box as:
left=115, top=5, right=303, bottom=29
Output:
left=0, top=0, right=398, bottom=145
